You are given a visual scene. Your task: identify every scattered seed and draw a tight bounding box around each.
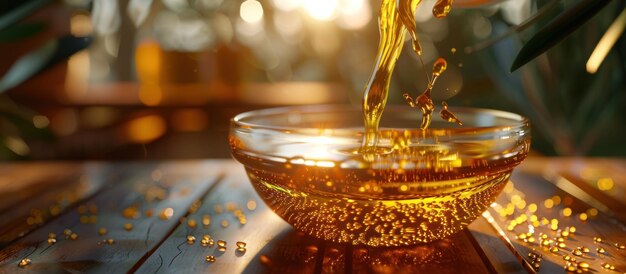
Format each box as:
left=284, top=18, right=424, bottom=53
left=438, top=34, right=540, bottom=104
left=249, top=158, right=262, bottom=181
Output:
left=187, top=236, right=196, bottom=245
left=124, top=223, right=133, bottom=231
left=98, top=227, right=107, bottom=236
left=70, top=233, right=78, bottom=240
left=18, top=258, right=31, bottom=267
left=205, top=255, right=216, bottom=263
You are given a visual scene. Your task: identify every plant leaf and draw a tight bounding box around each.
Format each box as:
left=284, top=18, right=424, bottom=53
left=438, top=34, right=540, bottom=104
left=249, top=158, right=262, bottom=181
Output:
left=0, top=0, right=50, bottom=32
left=0, top=22, right=46, bottom=42
left=0, top=35, right=92, bottom=93
left=510, top=0, right=612, bottom=72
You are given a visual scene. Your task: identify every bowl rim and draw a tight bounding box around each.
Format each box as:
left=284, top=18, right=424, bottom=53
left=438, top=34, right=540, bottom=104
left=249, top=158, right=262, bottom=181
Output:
left=232, top=104, right=529, bottom=133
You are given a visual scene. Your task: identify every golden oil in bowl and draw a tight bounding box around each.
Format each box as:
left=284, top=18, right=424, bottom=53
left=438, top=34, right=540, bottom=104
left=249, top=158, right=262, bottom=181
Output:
left=230, top=105, right=530, bottom=247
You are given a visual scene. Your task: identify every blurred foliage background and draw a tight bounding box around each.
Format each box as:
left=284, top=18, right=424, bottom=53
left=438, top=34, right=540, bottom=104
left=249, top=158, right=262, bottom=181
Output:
left=0, top=0, right=624, bottom=160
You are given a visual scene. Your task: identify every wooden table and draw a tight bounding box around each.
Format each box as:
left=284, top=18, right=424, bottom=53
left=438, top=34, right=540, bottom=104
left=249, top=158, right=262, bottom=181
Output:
left=0, top=158, right=624, bottom=273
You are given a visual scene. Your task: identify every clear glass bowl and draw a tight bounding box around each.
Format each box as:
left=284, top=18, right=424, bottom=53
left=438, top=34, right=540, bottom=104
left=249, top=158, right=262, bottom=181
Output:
left=230, top=105, right=530, bottom=246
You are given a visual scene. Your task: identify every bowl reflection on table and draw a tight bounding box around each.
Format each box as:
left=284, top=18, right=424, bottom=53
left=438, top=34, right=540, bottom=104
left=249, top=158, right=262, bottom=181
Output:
left=230, top=105, right=530, bottom=247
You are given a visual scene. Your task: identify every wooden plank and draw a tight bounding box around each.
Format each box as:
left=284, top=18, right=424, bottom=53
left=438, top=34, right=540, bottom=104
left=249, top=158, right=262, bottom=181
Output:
left=0, top=163, right=118, bottom=247
left=485, top=171, right=626, bottom=273
left=468, top=215, right=527, bottom=274
left=0, top=161, right=226, bottom=273
left=135, top=165, right=312, bottom=274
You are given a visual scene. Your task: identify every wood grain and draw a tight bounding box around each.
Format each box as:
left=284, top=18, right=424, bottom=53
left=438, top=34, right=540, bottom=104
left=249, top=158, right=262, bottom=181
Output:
left=0, top=161, right=225, bottom=273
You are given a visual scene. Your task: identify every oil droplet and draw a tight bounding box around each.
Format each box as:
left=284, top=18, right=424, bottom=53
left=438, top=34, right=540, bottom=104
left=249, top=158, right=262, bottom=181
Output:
left=403, top=93, right=416, bottom=107
left=440, top=101, right=463, bottom=125
left=432, top=57, right=447, bottom=77
left=432, top=0, right=452, bottom=18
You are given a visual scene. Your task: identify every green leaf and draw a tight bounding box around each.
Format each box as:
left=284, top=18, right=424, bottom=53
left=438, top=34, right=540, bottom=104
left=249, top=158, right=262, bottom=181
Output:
left=510, top=0, right=612, bottom=72
left=0, top=22, right=46, bottom=42
left=0, top=0, right=50, bottom=31
left=0, top=35, right=92, bottom=93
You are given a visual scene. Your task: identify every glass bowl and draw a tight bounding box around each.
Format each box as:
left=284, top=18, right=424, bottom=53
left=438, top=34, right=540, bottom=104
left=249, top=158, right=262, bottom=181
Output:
left=230, top=105, right=530, bottom=246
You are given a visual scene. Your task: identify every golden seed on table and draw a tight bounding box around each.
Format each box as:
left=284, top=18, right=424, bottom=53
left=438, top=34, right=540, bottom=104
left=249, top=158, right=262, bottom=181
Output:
left=80, top=216, right=89, bottom=223
left=18, top=258, right=31, bottom=267
left=236, top=247, right=246, bottom=253
left=541, top=239, right=550, bottom=246
left=202, top=234, right=211, bottom=240
left=565, top=265, right=576, bottom=272
left=124, top=223, right=133, bottom=231
left=187, top=219, right=197, bottom=228
left=578, top=213, right=588, bottom=221
left=63, top=229, right=72, bottom=236
left=581, top=247, right=590, bottom=253
left=47, top=238, right=56, bottom=244
left=106, top=239, right=115, bottom=244
left=89, top=216, right=97, bottom=223
left=247, top=200, right=257, bottom=211
left=202, top=215, right=210, bottom=227
left=160, top=208, right=174, bottom=220
left=593, top=237, right=602, bottom=243
left=236, top=241, right=246, bottom=248
left=205, top=255, right=216, bottom=263
left=187, top=236, right=196, bottom=244
left=221, top=220, right=229, bottom=228
left=217, top=240, right=227, bottom=248
left=596, top=247, right=606, bottom=254
left=48, top=232, right=56, bottom=239
left=568, top=226, right=576, bottom=233
left=98, top=227, right=107, bottom=235
left=572, top=249, right=583, bottom=256
left=557, top=237, right=565, bottom=243
left=550, top=246, right=559, bottom=253
left=561, top=230, right=570, bottom=237
left=577, top=262, right=590, bottom=269
left=540, top=233, right=548, bottom=239
left=516, top=233, right=527, bottom=240
left=558, top=242, right=567, bottom=248
left=70, top=233, right=78, bottom=240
